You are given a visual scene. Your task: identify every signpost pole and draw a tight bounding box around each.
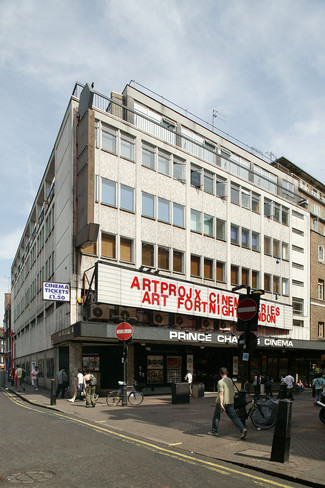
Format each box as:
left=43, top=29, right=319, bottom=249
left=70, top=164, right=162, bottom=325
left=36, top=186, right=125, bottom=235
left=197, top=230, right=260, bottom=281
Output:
left=122, top=342, right=127, bottom=407
left=115, top=321, right=133, bottom=407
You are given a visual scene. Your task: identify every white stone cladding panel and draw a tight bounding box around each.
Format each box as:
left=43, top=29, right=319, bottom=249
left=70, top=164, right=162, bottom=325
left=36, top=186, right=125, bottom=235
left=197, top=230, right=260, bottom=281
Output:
left=100, top=206, right=119, bottom=232
left=141, top=218, right=158, bottom=242
left=119, top=158, right=136, bottom=187
left=100, top=151, right=119, bottom=181
left=171, top=227, right=187, bottom=249
left=119, top=211, right=137, bottom=238
left=156, top=225, right=174, bottom=248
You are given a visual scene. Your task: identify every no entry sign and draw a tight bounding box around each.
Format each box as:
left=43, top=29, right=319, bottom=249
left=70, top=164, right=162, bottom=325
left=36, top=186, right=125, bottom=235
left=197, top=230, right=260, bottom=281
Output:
left=115, top=322, right=133, bottom=341
left=237, top=297, right=258, bottom=321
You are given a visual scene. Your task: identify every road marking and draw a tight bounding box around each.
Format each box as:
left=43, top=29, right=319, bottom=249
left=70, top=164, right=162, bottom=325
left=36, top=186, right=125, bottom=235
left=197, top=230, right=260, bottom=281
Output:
left=2, top=390, right=294, bottom=488
left=168, top=442, right=183, bottom=446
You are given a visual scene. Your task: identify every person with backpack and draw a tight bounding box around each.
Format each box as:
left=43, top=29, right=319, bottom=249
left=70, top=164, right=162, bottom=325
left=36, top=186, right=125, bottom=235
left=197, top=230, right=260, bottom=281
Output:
left=15, top=364, right=25, bottom=392
left=313, top=373, right=325, bottom=405
left=83, top=368, right=97, bottom=408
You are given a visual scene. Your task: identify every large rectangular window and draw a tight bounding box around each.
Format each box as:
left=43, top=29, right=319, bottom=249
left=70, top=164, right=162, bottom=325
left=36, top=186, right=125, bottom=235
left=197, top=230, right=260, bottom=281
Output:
left=216, top=261, right=226, bottom=282
left=120, top=237, right=133, bottom=262
left=252, top=193, right=260, bottom=213
left=292, top=297, right=304, bottom=316
left=216, top=219, right=226, bottom=240
left=264, top=236, right=271, bottom=255
left=318, top=279, right=324, bottom=300
left=191, top=165, right=201, bottom=188
left=120, top=185, right=134, bottom=212
left=231, top=265, right=239, bottom=285
left=252, top=270, right=259, bottom=288
left=204, top=258, right=213, bottom=279
left=241, top=228, right=250, bottom=248
left=231, top=224, right=239, bottom=245
left=142, top=192, right=155, bottom=218
left=216, top=176, right=227, bottom=198
left=231, top=183, right=240, bottom=205
left=252, top=232, right=260, bottom=252
left=102, top=125, right=117, bottom=153
left=158, top=150, right=171, bottom=176
left=102, top=178, right=116, bottom=206
left=158, top=198, right=170, bottom=223
left=273, top=239, right=280, bottom=258
left=191, top=209, right=201, bottom=233
left=273, top=276, right=280, bottom=294
left=191, top=255, right=201, bottom=277
left=101, top=233, right=116, bottom=259
left=204, top=214, right=214, bottom=237
left=142, top=243, right=154, bottom=267
left=173, top=157, right=185, bottom=181
left=204, top=170, right=214, bottom=194
left=173, top=203, right=185, bottom=227
left=120, top=133, right=135, bottom=160
left=158, top=247, right=170, bottom=270
left=173, top=250, right=184, bottom=273
left=264, top=273, right=271, bottom=292
left=142, top=143, right=155, bottom=169
left=242, top=268, right=250, bottom=286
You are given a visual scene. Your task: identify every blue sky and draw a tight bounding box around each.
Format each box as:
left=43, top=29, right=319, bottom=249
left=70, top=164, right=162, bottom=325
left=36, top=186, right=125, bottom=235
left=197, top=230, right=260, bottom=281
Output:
left=1, top=0, right=325, bottom=320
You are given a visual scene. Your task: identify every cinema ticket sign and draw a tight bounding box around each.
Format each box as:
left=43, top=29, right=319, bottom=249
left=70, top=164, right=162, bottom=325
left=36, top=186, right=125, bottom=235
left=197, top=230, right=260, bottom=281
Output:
left=96, top=263, right=292, bottom=330
left=43, top=282, right=70, bottom=302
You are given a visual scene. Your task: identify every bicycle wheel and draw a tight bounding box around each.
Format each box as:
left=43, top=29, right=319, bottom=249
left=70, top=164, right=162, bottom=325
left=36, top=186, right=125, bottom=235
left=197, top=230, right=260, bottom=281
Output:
left=319, top=408, right=325, bottom=425
left=128, top=390, right=143, bottom=406
left=250, top=403, right=276, bottom=429
left=106, top=391, right=121, bottom=406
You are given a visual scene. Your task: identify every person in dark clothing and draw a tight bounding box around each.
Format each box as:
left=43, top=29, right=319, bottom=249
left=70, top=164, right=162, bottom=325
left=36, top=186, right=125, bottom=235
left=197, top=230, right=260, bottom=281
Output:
left=56, top=368, right=68, bottom=398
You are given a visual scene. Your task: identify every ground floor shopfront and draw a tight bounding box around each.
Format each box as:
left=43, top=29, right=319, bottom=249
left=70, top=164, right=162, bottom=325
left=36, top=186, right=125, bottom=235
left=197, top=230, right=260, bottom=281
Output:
left=51, top=321, right=325, bottom=394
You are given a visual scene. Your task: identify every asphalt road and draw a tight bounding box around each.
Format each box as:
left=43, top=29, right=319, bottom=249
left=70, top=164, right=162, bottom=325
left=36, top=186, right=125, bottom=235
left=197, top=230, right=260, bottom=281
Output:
left=0, top=390, right=307, bottom=488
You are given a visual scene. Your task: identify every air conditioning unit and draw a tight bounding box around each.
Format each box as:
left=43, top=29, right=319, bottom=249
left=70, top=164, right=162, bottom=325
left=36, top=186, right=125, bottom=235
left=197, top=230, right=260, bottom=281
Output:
left=175, top=316, right=196, bottom=329
left=219, top=320, right=230, bottom=330
left=153, top=312, right=169, bottom=326
left=119, top=307, right=137, bottom=321
left=89, top=304, right=111, bottom=321
left=201, top=318, right=215, bottom=330
left=175, top=315, right=185, bottom=327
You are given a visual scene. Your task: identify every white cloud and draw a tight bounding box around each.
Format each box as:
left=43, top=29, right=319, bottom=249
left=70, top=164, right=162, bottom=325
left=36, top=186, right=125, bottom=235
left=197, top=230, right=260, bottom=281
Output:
left=0, top=228, right=24, bottom=260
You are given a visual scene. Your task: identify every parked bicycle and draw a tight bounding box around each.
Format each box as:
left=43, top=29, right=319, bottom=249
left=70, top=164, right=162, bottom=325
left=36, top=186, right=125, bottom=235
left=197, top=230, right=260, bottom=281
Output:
left=106, top=381, right=143, bottom=406
left=235, top=393, right=277, bottom=430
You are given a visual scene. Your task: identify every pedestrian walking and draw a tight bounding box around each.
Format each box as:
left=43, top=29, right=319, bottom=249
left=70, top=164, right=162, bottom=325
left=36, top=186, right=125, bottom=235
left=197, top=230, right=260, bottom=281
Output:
left=208, top=367, right=247, bottom=439
left=31, top=366, right=39, bottom=390
left=56, top=368, right=68, bottom=398
left=68, top=368, right=84, bottom=402
left=265, top=375, right=273, bottom=397
left=283, top=372, right=295, bottom=400
left=313, top=374, right=325, bottom=405
left=184, top=370, right=193, bottom=396
left=15, top=365, right=25, bottom=392
left=83, top=368, right=96, bottom=408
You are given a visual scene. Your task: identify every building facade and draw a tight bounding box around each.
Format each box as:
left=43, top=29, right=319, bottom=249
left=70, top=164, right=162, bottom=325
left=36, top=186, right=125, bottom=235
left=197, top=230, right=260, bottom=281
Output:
left=10, top=82, right=324, bottom=393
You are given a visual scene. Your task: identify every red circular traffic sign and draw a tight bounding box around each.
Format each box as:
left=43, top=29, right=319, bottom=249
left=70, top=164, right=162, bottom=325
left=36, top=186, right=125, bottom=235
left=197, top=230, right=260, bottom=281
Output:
left=237, top=298, right=258, bottom=321
left=115, top=322, right=133, bottom=341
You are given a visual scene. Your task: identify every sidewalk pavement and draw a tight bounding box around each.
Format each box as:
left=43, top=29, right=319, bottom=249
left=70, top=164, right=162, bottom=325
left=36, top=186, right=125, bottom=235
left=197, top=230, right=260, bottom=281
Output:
left=3, top=381, right=324, bottom=487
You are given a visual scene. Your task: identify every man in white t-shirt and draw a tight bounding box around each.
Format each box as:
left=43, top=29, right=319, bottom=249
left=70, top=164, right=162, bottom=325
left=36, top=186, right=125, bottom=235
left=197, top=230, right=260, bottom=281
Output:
left=185, top=370, right=193, bottom=395
left=283, top=372, right=295, bottom=400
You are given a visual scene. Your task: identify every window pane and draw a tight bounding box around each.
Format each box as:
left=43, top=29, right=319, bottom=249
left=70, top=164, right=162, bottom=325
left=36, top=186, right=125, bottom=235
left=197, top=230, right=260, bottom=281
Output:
left=231, top=224, right=239, bottom=245
left=282, top=242, right=289, bottom=260
left=204, top=214, right=214, bottom=237
left=158, top=198, right=170, bottom=223
left=204, top=171, right=214, bottom=194
left=158, top=247, right=169, bottom=270
left=242, top=268, right=249, bottom=286
left=252, top=271, right=259, bottom=288
left=231, top=265, right=239, bottom=285
left=120, top=238, right=133, bottom=262
left=216, top=176, right=226, bottom=198
left=264, top=236, right=271, bottom=255
left=273, top=203, right=280, bottom=222
left=282, top=278, right=289, bottom=296
left=82, top=242, right=97, bottom=255
left=173, top=250, right=184, bottom=273
left=241, top=228, right=249, bottom=248
left=292, top=297, right=303, bottom=315
left=191, top=255, right=200, bottom=276
left=142, top=144, right=155, bottom=169
left=273, top=276, right=280, bottom=294
left=101, top=234, right=116, bottom=259
left=142, top=243, right=154, bottom=267
left=173, top=157, right=185, bottom=181
left=264, top=199, right=272, bottom=217
left=231, top=183, right=240, bottom=204
left=191, top=209, right=201, bottom=233
left=142, top=192, right=155, bottom=218
left=252, top=193, right=260, bottom=213
left=121, top=135, right=134, bottom=160
left=216, top=219, right=226, bottom=240
left=102, top=126, right=116, bottom=153
left=264, top=274, right=271, bottom=292
left=158, top=151, right=170, bottom=176
left=204, top=258, right=213, bottom=279
left=273, top=239, right=280, bottom=258
left=173, top=203, right=184, bottom=227
left=282, top=207, right=289, bottom=225
left=216, top=262, right=225, bottom=282
left=102, top=179, right=116, bottom=206
left=191, top=166, right=201, bottom=187
left=252, top=232, right=260, bottom=251
left=120, top=185, right=134, bottom=212
left=242, top=189, right=250, bottom=209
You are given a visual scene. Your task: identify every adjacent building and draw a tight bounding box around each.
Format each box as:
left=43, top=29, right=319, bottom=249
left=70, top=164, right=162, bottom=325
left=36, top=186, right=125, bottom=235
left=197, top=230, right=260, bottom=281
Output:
left=10, top=82, right=324, bottom=393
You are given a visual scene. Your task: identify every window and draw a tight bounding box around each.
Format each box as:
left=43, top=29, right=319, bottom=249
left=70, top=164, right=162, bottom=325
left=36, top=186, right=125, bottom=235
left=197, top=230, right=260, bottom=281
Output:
left=101, top=233, right=116, bottom=259
left=282, top=206, right=289, bottom=225
left=318, top=280, right=324, bottom=300
left=120, top=133, right=134, bottom=160
left=216, top=261, right=226, bottom=282
left=264, top=198, right=272, bottom=217
left=231, top=224, right=239, bottom=245
left=142, top=143, right=155, bottom=169
left=273, top=239, right=280, bottom=258
left=273, top=203, right=280, bottom=222
left=102, top=178, right=116, bottom=206
left=142, top=243, right=154, bottom=267
left=120, top=185, right=134, bottom=212
left=158, top=198, right=170, bottom=223
left=204, top=214, right=214, bottom=237
left=142, top=192, right=155, bottom=218
left=241, top=189, right=250, bottom=209
left=252, top=270, right=259, bottom=288
left=231, top=265, right=239, bottom=285
left=173, top=157, right=185, bottom=181
left=252, top=232, right=260, bottom=252
left=292, top=297, right=304, bottom=316
left=173, top=203, right=185, bottom=227
left=264, top=274, right=271, bottom=292
left=204, top=258, right=213, bottom=279
left=191, top=255, right=201, bottom=276
left=318, top=322, right=324, bottom=338
left=282, top=242, right=289, bottom=261
left=273, top=276, right=280, bottom=294
left=282, top=278, right=289, bottom=296
left=158, top=150, right=171, bottom=176
left=120, top=237, right=133, bottom=262
left=293, top=228, right=304, bottom=236
left=252, top=193, right=260, bottom=213
left=216, top=219, right=226, bottom=240
left=242, top=268, right=250, bottom=286
left=312, top=218, right=319, bottom=232
left=264, top=236, right=271, bottom=255
left=318, top=245, right=324, bottom=263
left=173, top=250, right=184, bottom=273
left=231, top=183, right=240, bottom=205
left=191, top=209, right=201, bottom=233
left=191, top=165, right=201, bottom=187
left=102, top=125, right=116, bottom=153
left=204, top=170, right=214, bottom=194
left=292, top=245, right=304, bottom=253
left=216, top=176, right=227, bottom=198
left=158, top=247, right=169, bottom=270
left=241, top=228, right=250, bottom=248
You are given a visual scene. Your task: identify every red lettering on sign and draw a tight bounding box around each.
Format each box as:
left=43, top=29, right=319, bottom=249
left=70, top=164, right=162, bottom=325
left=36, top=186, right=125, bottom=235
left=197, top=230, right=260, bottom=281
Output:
left=130, top=276, right=140, bottom=290
left=142, top=291, right=151, bottom=304
left=143, top=279, right=151, bottom=291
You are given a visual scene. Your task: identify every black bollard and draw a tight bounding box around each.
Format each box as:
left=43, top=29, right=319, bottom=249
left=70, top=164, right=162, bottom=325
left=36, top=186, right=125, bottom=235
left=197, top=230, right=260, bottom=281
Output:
left=50, top=379, right=56, bottom=406
left=271, top=399, right=292, bottom=463
left=278, top=384, right=287, bottom=400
